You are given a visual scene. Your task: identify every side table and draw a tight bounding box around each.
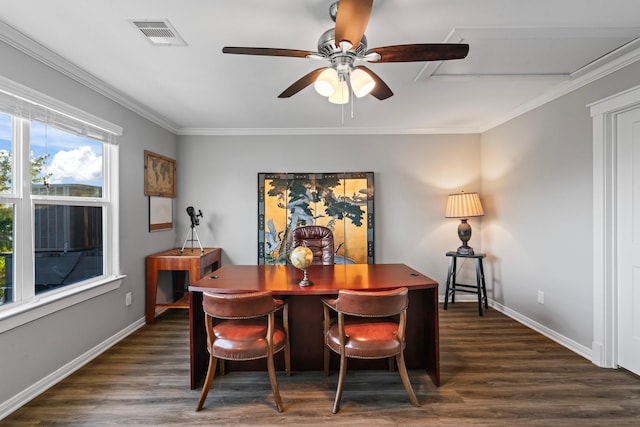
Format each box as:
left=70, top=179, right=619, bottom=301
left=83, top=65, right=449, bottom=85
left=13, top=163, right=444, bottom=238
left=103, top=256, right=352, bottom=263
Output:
left=146, top=247, right=221, bottom=323
left=444, top=251, right=488, bottom=316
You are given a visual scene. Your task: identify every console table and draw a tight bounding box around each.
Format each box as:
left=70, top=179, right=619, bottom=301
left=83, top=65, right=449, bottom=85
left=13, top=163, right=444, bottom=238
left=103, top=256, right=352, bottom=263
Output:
left=145, top=247, right=221, bottom=324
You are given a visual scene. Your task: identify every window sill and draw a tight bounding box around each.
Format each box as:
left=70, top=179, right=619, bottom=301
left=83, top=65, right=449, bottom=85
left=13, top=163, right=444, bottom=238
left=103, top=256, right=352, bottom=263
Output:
left=0, top=275, right=126, bottom=334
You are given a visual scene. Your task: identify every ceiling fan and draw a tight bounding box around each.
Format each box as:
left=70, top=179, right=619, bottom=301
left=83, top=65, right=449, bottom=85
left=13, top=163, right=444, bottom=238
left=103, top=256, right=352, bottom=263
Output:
left=222, top=0, right=469, bottom=104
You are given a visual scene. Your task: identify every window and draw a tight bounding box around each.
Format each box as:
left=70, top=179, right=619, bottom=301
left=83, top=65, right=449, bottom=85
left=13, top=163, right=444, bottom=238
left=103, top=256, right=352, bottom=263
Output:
left=0, top=77, right=122, bottom=323
left=30, top=122, right=105, bottom=295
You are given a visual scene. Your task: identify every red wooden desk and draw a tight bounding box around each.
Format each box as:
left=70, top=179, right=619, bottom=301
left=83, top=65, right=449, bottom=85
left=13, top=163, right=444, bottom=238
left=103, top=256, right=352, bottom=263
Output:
left=188, top=263, right=440, bottom=390
left=145, top=248, right=221, bottom=324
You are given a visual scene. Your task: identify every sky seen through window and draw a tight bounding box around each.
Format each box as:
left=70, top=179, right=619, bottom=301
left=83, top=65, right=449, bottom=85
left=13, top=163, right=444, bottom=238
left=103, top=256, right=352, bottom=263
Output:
left=0, top=113, right=102, bottom=188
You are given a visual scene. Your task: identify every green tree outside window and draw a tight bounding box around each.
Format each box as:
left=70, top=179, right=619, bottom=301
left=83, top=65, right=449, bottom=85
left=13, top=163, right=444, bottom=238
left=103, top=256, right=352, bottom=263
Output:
left=0, top=151, right=50, bottom=302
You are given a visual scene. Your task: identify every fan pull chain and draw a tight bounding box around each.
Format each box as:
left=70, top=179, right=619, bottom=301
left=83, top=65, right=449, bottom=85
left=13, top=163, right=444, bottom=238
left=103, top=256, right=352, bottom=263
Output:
left=351, top=92, right=355, bottom=119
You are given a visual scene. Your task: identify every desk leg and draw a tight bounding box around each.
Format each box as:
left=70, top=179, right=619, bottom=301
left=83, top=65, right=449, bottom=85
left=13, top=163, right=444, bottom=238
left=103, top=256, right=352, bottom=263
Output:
left=188, top=259, right=219, bottom=389
left=190, top=291, right=206, bottom=390
left=423, top=288, right=441, bottom=387
left=145, top=266, right=159, bottom=324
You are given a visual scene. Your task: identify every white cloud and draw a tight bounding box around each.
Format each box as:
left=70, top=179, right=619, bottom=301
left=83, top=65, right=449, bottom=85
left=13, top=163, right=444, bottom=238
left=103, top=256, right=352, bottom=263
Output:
left=48, top=146, right=102, bottom=183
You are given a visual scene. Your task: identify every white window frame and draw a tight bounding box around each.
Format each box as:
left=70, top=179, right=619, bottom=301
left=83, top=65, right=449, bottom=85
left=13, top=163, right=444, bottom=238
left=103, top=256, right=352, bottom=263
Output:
left=0, top=76, right=124, bottom=333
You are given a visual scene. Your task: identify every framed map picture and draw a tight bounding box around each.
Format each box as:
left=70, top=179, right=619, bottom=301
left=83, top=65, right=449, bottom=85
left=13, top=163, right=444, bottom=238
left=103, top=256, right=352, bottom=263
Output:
left=144, top=150, right=176, bottom=198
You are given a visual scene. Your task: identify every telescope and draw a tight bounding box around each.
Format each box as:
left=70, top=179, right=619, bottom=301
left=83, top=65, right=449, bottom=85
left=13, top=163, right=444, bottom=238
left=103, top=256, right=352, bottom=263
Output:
left=181, top=206, right=204, bottom=253
left=186, top=206, right=203, bottom=227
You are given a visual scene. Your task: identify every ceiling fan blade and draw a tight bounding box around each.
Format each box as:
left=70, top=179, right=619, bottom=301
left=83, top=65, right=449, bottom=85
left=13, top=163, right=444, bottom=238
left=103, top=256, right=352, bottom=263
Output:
left=334, top=0, right=373, bottom=48
left=223, top=47, right=314, bottom=58
left=366, top=43, right=469, bottom=62
left=278, top=68, right=327, bottom=98
left=355, top=65, right=393, bottom=100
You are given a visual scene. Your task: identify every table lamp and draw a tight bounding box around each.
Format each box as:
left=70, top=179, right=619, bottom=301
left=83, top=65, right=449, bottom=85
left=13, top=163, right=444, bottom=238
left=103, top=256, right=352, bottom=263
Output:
left=445, top=191, right=485, bottom=255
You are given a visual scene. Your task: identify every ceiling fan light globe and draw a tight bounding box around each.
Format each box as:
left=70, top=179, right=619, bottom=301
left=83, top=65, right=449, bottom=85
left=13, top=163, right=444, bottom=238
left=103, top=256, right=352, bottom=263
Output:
left=314, top=81, right=335, bottom=97
left=328, top=80, right=349, bottom=104
left=350, top=68, right=375, bottom=97
left=314, top=68, right=339, bottom=97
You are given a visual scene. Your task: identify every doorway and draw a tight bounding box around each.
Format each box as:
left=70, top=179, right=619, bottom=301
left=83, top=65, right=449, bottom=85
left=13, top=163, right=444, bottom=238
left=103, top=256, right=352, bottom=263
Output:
left=590, top=84, right=640, bottom=376
left=615, top=107, right=640, bottom=376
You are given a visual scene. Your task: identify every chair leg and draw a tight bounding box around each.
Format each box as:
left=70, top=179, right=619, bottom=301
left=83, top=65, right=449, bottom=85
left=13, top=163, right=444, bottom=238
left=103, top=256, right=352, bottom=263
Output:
left=324, top=345, right=330, bottom=376
left=266, top=352, right=284, bottom=412
left=332, top=352, right=348, bottom=414
left=323, top=305, right=330, bottom=376
left=396, top=352, right=419, bottom=407
left=196, top=354, right=218, bottom=411
left=284, top=341, right=291, bottom=377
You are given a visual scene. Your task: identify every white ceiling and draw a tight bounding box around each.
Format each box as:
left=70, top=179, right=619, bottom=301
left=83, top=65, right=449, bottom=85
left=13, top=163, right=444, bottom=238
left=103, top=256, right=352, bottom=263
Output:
left=1, top=0, right=640, bottom=135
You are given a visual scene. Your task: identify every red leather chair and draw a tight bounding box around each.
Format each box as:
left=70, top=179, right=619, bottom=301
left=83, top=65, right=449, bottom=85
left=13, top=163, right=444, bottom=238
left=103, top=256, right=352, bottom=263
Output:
left=196, top=291, right=291, bottom=412
left=322, top=287, right=418, bottom=413
left=291, top=225, right=334, bottom=265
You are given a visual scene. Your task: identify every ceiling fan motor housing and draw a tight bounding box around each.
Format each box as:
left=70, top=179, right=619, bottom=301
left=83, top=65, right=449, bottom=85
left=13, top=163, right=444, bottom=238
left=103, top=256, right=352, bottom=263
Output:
left=318, top=28, right=368, bottom=57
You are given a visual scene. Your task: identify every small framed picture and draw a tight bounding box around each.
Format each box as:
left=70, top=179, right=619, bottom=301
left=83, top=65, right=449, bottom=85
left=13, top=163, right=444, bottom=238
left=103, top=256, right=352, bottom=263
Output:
left=149, top=196, right=173, bottom=231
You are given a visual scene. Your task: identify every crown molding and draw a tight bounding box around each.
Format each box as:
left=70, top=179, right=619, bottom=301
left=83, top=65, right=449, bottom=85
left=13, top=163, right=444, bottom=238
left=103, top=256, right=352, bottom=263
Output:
left=176, top=126, right=482, bottom=136
left=0, top=20, right=179, bottom=134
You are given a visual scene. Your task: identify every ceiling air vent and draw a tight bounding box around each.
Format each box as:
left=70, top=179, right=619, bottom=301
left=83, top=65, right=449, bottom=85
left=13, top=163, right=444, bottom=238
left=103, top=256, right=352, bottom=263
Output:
left=130, top=19, right=187, bottom=46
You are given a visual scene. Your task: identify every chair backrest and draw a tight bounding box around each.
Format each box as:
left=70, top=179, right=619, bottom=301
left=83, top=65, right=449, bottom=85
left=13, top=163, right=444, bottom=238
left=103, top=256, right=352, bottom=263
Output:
left=335, top=287, right=409, bottom=317
left=202, top=291, right=276, bottom=319
left=292, top=225, right=334, bottom=265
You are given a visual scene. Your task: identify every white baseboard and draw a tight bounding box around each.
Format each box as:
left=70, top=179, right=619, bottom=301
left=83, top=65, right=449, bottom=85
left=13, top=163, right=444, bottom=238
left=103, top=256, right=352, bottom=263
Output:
left=0, top=317, right=146, bottom=420
left=439, top=296, right=593, bottom=361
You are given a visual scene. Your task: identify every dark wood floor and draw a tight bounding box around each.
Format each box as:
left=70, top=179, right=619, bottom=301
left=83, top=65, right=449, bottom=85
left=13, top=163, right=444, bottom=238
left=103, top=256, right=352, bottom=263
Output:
left=4, top=303, right=640, bottom=426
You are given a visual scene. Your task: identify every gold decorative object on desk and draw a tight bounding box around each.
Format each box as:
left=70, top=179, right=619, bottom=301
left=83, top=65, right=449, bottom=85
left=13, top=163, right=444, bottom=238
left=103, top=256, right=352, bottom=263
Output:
left=290, top=246, right=314, bottom=286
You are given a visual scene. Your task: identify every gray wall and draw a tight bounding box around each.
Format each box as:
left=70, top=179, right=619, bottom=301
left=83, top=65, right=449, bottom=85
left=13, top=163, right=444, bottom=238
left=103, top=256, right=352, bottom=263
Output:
left=481, top=59, right=640, bottom=349
left=0, top=41, right=177, bottom=405
left=175, top=134, right=481, bottom=284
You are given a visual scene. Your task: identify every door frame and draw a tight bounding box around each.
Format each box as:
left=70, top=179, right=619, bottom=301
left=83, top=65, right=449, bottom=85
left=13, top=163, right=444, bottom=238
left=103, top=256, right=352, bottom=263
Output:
left=590, top=83, right=640, bottom=368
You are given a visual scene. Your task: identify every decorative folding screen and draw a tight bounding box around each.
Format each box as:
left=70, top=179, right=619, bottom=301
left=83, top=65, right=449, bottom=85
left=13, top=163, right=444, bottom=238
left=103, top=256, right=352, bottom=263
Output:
left=258, top=172, right=374, bottom=265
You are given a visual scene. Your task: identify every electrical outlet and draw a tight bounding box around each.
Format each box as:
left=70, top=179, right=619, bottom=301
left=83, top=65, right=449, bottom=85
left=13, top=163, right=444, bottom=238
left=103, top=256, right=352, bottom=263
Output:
left=125, top=292, right=132, bottom=306
left=537, top=290, right=544, bottom=304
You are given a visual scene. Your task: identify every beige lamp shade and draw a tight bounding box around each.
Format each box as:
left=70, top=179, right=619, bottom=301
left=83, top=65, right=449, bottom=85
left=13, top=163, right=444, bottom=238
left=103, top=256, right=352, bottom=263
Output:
left=445, top=192, right=484, bottom=255
left=445, top=192, right=484, bottom=218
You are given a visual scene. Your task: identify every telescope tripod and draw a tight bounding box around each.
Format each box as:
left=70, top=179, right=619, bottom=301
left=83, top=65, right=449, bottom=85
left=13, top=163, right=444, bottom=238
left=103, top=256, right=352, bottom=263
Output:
left=181, top=223, right=204, bottom=253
